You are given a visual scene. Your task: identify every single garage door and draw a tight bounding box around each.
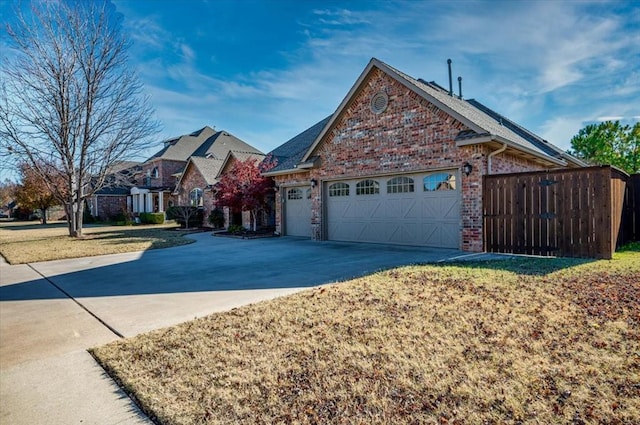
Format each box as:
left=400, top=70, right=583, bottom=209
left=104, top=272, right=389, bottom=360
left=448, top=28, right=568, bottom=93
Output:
left=326, top=171, right=460, bottom=248
left=285, top=186, right=312, bottom=237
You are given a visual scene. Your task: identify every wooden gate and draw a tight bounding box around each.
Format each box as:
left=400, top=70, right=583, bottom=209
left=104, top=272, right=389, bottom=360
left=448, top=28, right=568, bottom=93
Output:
left=483, top=166, right=628, bottom=259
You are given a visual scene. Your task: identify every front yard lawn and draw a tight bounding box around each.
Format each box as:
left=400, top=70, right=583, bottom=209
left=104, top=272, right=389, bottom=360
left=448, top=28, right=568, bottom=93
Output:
left=92, top=245, right=640, bottom=424
left=0, top=221, right=197, bottom=264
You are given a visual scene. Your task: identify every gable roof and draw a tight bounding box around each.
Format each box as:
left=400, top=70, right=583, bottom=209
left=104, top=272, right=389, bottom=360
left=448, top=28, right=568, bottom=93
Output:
left=264, top=116, right=332, bottom=176
left=174, top=150, right=267, bottom=193
left=193, top=130, right=264, bottom=160
left=188, top=157, right=225, bottom=186
left=217, top=150, right=267, bottom=178
left=147, top=126, right=217, bottom=162
left=292, top=58, right=581, bottom=170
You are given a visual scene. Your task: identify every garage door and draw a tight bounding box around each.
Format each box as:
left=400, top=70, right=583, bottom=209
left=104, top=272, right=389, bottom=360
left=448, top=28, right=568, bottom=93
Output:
left=285, top=186, right=312, bottom=237
left=326, top=171, right=460, bottom=248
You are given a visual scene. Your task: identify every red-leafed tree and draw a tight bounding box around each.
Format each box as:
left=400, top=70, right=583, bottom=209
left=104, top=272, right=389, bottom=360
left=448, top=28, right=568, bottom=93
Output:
left=14, top=162, right=64, bottom=224
left=215, top=156, right=276, bottom=231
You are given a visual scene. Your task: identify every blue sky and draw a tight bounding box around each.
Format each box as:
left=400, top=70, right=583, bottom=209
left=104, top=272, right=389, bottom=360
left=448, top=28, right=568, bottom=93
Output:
left=3, top=0, right=640, bottom=162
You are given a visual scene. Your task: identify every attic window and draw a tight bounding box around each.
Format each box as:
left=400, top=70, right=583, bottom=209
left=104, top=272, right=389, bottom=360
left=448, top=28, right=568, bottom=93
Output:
left=370, top=92, right=388, bottom=114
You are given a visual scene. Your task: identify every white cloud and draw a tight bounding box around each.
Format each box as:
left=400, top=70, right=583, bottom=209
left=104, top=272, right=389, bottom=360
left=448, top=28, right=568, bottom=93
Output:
left=538, top=117, right=588, bottom=151
left=596, top=116, right=625, bottom=122
left=114, top=0, right=640, bottom=157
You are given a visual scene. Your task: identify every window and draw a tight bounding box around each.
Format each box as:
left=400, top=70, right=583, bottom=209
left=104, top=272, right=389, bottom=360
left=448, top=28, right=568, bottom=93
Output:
left=152, top=167, right=159, bottom=179
left=423, top=173, right=456, bottom=191
left=287, top=188, right=303, bottom=200
left=387, top=176, right=414, bottom=193
left=328, top=182, right=349, bottom=197
left=306, top=188, right=312, bottom=200
left=356, top=179, right=380, bottom=195
left=190, top=188, right=203, bottom=207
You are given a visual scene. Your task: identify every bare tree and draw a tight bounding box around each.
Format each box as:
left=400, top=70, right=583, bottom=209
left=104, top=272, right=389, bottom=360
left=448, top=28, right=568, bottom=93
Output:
left=0, top=1, right=159, bottom=236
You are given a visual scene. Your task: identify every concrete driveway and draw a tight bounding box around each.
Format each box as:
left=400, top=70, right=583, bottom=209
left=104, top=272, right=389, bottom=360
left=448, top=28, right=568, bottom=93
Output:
left=0, top=233, right=492, bottom=424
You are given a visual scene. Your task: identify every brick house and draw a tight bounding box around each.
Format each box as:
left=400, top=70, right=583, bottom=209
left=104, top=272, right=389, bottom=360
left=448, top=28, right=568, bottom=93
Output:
left=264, top=58, right=585, bottom=251
left=174, top=150, right=266, bottom=228
left=88, top=161, right=142, bottom=221
left=90, top=127, right=263, bottom=224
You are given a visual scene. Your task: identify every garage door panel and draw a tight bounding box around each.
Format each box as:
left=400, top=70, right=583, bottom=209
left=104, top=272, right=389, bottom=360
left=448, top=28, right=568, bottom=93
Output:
left=326, top=171, right=461, bottom=248
left=388, top=222, right=421, bottom=244
left=285, top=186, right=311, bottom=237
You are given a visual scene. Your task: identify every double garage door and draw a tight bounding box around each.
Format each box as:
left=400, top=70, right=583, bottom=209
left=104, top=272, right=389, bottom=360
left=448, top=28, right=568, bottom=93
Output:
left=326, top=171, right=461, bottom=248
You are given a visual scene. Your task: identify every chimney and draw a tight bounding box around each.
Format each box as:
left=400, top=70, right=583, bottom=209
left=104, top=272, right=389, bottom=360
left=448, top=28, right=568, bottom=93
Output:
left=458, top=76, right=463, bottom=99
left=447, top=59, right=453, bottom=96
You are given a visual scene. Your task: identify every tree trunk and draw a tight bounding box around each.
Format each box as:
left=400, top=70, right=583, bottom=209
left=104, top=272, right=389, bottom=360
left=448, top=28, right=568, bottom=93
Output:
left=75, top=205, right=83, bottom=237
left=65, top=203, right=74, bottom=235
left=250, top=210, right=257, bottom=232
left=40, top=207, right=48, bottom=224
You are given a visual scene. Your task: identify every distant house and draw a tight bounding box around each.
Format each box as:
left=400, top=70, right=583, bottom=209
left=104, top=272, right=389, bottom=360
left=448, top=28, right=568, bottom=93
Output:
left=88, top=161, right=142, bottom=221
left=90, top=127, right=263, bottom=227
left=264, top=57, right=585, bottom=251
left=173, top=150, right=266, bottom=227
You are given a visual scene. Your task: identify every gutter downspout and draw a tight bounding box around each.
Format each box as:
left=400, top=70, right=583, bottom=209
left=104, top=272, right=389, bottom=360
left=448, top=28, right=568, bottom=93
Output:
left=487, top=143, right=508, bottom=175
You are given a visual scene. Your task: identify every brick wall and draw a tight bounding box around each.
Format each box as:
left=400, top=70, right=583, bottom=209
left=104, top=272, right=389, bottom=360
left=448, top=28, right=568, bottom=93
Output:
left=96, top=195, right=127, bottom=221
left=141, top=159, right=185, bottom=188
left=178, top=164, right=210, bottom=227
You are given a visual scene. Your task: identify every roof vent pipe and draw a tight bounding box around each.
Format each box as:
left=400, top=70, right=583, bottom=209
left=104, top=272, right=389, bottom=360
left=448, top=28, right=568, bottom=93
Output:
left=458, top=76, right=463, bottom=99
left=447, top=59, right=453, bottom=96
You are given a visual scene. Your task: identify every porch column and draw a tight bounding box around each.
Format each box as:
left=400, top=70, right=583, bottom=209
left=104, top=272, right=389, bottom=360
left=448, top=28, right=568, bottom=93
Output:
left=146, top=193, right=153, bottom=212
left=158, top=192, right=164, bottom=212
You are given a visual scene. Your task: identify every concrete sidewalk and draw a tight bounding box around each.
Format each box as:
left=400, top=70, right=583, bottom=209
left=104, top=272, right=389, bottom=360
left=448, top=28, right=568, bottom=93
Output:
left=0, top=233, right=500, bottom=424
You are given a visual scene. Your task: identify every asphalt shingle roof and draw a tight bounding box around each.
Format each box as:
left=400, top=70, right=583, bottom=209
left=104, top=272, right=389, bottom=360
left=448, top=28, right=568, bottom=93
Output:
left=267, top=116, right=332, bottom=173
left=193, top=131, right=264, bottom=160
left=147, top=126, right=217, bottom=162
left=382, top=61, right=557, bottom=159
left=188, top=157, right=224, bottom=186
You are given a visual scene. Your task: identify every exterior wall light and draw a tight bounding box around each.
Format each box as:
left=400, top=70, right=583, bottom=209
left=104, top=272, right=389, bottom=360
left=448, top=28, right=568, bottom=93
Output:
left=311, top=179, right=318, bottom=188
left=462, top=162, right=473, bottom=176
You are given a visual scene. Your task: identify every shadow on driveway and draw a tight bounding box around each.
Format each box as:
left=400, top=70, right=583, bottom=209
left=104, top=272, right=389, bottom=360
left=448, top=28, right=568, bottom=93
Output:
left=1, top=234, right=467, bottom=301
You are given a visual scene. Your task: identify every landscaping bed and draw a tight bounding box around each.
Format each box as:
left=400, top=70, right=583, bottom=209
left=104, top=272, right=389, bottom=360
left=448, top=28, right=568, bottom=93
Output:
left=91, top=245, right=640, bottom=424
left=213, top=227, right=277, bottom=240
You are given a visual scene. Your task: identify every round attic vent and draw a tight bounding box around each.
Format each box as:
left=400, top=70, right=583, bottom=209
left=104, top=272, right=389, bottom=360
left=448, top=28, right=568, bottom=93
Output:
left=370, top=91, right=388, bottom=114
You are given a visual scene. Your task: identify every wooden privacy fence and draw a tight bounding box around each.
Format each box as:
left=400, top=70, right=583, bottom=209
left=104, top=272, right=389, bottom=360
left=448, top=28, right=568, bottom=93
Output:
left=483, top=166, right=629, bottom=259
left=619, top=173, right=640, bottom=246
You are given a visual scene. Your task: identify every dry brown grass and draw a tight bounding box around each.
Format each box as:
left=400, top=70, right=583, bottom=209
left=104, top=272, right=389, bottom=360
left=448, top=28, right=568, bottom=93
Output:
left=0, top=221, right=197, bottom=264
left=92, top=247, right=640, bottom=425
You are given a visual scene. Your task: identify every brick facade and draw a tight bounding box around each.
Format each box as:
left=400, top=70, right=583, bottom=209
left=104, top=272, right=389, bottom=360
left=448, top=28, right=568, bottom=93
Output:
left=274, top=68, right=549, bottom=251
left=95, top=195, right=128, bottom=221
left=178, top=163, right=212, bottom=227
left=141, top=159, right=184, bottom=189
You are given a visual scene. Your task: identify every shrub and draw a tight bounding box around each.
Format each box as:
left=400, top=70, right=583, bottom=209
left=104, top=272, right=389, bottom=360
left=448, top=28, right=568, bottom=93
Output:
left=208, top=208, right=225, bottom=229
left=139, top=212, right=165, bottom=224
left=110, top=208, right=133, bottom=225
left=227, top=224, right=246, bottom=234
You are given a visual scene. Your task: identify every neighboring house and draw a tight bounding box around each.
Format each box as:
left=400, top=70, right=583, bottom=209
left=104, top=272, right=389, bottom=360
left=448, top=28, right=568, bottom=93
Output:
left=90, top=127, right=263, bottom=226
left=89, top=161, right=142, bottom=220
left=264, top=58, right=585, bottom=252
left=173, top=150, right=266, bottom=227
